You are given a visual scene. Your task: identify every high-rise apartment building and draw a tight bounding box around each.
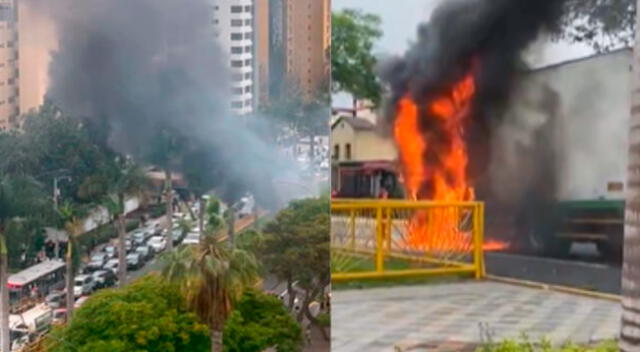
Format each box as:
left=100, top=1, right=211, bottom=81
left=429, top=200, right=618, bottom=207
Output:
left=212, top=0, right=255, bottom=116
left=284, top=0, right=330, bottom=100
left=0, top=0, right=19, bottom=130
left=253, top=0, right=269, bottom=108
left=268, top=0, right=330, bottom=102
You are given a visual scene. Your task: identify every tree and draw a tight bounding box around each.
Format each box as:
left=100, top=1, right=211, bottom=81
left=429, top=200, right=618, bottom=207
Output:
left=58, top=204, right=85, bottom=321
left=0, top=175, right=51, bottom=352
left=331, top=9, right=383, bottom=110
left=260, top=198, right=330, bottom=340
left=103, top=159, right=149, bottom=286
left=557, top=1, right=635, bottom=52
left=161, top=233, right=259, bottom=352
left=45, top=275, right=210, bottom=352
left=223, top=290, right=302, bottom=352
left=621, top=2, right=640, bottom=351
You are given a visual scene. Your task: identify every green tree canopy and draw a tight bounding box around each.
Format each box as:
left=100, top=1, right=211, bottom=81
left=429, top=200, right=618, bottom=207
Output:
left=331, top=9, right=383, bottom=107
left=45, top=275, right=210, bottom=352
left=223, top=290, right=302, bottom=352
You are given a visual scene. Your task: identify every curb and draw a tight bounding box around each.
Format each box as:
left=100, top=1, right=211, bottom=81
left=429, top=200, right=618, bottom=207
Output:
left=485, top=274, right=621, bottom=302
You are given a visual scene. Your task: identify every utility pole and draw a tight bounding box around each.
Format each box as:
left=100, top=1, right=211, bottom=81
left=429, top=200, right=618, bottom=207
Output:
left=52, top=176, right=71, bottom=259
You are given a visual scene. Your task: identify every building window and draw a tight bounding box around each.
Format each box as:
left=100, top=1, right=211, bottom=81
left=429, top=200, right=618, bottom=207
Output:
left=244, top=32, right=252, bottom=39
left=231, top=19, right=243, bottom=27
left=244, top=58, right=252, bottom=66
left=232, top=87, right=243, bottom=95
left=214, top=5, right=219, bottom=10
left=333, top=145, right=340, bottom=160
left=244, top=19, right=252, bottom=26
left=231, top=46, right=243, bottom=54
left=244, top=85, right=252, bottom=93
left=230, top=5, right=242, bottom=13
left=244, top=72, right=252, bottom=80
left=244, top=99, right=252, bottom=107
left=244, top=5, right=252, bottom=12
left=231, top=101, right=243, bottom=109
left=232, top=73, right=243, bottom=81
left=231, top=33, right=242, bottom=40
left=244, top=46, right=251, bottom=53
left=231, top=60, right=243, bottom=68
left=345, top=144, right=351, bottom=160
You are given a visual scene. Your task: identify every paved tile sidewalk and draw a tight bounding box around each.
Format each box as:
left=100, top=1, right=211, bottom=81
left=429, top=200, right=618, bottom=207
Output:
left=332, top=281, right=620, bottom=352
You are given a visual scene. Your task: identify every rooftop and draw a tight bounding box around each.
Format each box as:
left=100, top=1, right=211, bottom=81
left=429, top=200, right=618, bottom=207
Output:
left=8, top=260, right=65, bottom=286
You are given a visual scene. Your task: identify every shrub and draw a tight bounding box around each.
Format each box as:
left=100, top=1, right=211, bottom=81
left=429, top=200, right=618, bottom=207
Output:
left=476, top=338, right=617, bottom=352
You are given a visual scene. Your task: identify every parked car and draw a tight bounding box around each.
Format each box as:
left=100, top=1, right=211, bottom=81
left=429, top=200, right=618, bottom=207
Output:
left=73, top=275, right=95, bottom=298
left=131, top=231, right=146, bottom=246
left=45, top=291, right=66, bottom=309
left=172, top=230, right=183, bottom=245
left=182, top=232, right=200, bottom=245
left=86, top=253, right=109, bottom=271
left=103, top=259, right=119, bottom=275
left=74, top=296, right=89, bottom=309
left=104, top=245, right=118, bottom=259
left=92, top=270, right=117, bottom=289
left=126, top=253, right=142, bottom=270
left=135, top=245, right=154, bottom=261
left=125, top=240, right=133, bottom=253
left=52, top=308, right=67, bottom=325
left=147, top=236, right=166, bottom=252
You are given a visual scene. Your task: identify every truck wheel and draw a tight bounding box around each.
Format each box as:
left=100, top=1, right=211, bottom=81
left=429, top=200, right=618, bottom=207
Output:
left=523, top=212, right=571, bottom=257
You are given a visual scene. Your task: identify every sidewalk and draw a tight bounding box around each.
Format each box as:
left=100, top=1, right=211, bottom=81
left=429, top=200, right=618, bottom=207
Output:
left=332, top=281, right=620, bottom=352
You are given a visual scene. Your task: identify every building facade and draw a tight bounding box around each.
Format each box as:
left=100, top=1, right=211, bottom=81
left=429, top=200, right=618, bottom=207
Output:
left=0, top=0, right=19, bottom=130
left=269, top=0, right=331, bottom=102
left=212, top=0, right=255, bottom=116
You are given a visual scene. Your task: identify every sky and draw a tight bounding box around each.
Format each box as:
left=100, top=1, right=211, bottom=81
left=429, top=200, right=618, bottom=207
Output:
left=332, top=0, right=595, bottom=108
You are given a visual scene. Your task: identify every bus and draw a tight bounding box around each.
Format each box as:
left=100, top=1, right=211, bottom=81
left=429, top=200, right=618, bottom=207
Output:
left=8, top=260, right=66, bottom=312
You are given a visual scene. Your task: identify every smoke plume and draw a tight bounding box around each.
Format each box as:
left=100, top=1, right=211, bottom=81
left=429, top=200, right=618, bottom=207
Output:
left=381, top=0, right=566, bottom=196
left=25, top=0, right=298, bottom=207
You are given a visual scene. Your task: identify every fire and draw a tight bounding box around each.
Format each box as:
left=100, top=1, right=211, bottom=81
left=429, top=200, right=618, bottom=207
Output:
left=394, top=72, right=507, bottom=252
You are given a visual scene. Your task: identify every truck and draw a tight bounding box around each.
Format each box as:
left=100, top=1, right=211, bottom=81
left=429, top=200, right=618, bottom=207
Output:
left=10, top=303, right=53, bottom=350
left=498, top=48, right=631, bottom=260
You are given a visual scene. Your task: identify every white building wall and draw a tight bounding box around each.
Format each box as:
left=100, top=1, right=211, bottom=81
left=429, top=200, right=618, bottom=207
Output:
left=0, top=0, right=19, bottom=130
left=212, top=0, right=254, bottom=116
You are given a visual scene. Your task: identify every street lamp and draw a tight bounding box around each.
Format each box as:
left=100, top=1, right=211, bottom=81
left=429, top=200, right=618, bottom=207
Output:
left=52, top=175, right=71, bottom=259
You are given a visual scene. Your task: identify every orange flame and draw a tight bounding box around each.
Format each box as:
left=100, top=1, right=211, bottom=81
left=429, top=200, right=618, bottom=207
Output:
left=394, top=73, right=507, bottom=252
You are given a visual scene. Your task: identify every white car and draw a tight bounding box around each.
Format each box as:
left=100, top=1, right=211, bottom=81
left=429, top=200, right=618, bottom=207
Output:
left=73, top=275, right=95, bottom=298
left=104, top=259, right=119, bottom=275
left=182, top=232, right=200, bottom=245
left=147, top=236, right=166, bottom=252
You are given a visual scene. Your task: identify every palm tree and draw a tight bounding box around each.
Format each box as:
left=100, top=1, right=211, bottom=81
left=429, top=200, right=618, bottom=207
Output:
left=162, top=234, right=259, bottom=352
left=622, top=5, right=640, bottom=350
left=59, top=205, right=84, bottom=321
left=104, top=162, right=149, bottom=286
left=0, top=176, right=49, bottom=352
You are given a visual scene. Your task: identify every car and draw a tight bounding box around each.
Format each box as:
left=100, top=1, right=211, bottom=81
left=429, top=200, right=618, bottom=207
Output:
left=147, top=236, right=166, bottom=252
left=45, top=291, right=66, bottom=309
left=74, top=296, right=89, bottom=309
left=92, top=269, right=117, bottom=289
left=52, top=308, right=67, bottom=325
left=135, top=245, right=154, bottom=261
left=131, top=231, right=146, bottom=246
left=125, top=240, right=133, bottom=253
left=104, top=245, right=118, bottom=259
left=73, top=275, right=95, bottom=298
left=103, top=259, right=119, bottom=275
left=182, top=232, right=200, bottom=245
left=126, top=253, right=142, bottom=270
left=172, top=230, right=183, bottom=245
left=86, top=252, right=109, bottom=271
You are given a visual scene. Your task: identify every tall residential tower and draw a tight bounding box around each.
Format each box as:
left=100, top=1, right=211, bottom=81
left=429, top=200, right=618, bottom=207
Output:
left=0, top=0, right=19, bottom=130
left=212, top=0, right=255, bottom=116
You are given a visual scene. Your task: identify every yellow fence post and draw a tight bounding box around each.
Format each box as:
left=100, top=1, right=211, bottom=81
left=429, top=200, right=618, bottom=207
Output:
left=349, top=209, right=356, bottom=250
left=472, top=203, right=485, bottom=279
left=375, top=205, right=384, bottom=272
left=479, top=203, right=486, bottom=277
left=386, top=207, right=392, bottom=253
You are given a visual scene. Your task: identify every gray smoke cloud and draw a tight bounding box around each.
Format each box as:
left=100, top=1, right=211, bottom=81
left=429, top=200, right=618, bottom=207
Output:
left=25, top=0, right=299, bottom=207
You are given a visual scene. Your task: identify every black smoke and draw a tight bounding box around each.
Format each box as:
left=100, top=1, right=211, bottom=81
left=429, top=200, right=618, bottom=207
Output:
left=381, top=0, right=566, bottom=193
left=26, top=0, right=291, bottom=207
